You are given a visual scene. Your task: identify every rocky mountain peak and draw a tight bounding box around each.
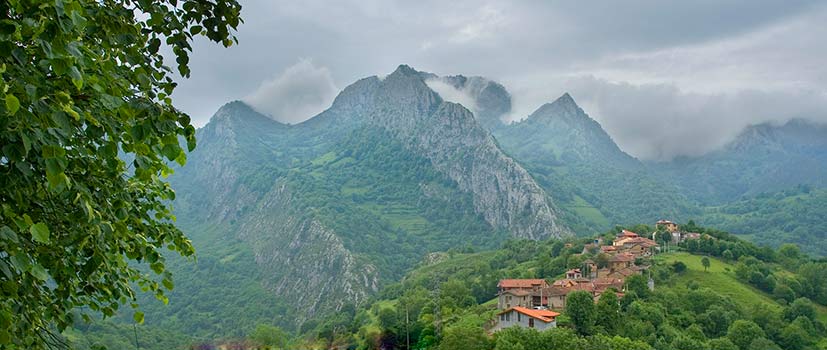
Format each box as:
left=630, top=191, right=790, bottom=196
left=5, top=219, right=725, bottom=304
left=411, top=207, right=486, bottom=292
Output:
left=499, top=92, right=638, bottom=169
left=528, top=92, right=583, bottom=122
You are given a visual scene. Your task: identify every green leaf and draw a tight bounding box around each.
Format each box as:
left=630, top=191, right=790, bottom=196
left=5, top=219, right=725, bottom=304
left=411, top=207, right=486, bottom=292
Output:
left=150, top=262, right=164, bottom=274
left=133, top=311, right=144, bottom=324
left=30, top=222, right=50, bottom=244
left=162, top=278, right=174, bottom=290
left=69, top=66, right=83, bottom=90
left=42, top=145, right=66, bottom=159
left=5, top=94, right=19, bottom=115
left=161, top=144, right=180, bottom=161
left=0, top=226, right=18, bottom=243
left=30, top=263, right=48, bottom=281
left=9, top=254, right=30, bottom=272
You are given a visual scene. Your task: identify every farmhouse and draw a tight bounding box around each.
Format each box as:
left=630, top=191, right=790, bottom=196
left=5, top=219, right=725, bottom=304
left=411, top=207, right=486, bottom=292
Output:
left=493, top=306, right=560, bottom=332
left=497, top=279, right=550, bottom=309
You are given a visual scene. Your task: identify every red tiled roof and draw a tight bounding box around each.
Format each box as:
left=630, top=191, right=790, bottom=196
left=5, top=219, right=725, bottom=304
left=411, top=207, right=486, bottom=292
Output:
left=500, top=289, right=531, bottom=296
left=620, top=230, right=639, bottom=238
left=498, top=279, right=547, bottom=289
left=620, top=237, right=658, bottom=247
left=610, top=253, right=636, bottom=262
left=551, top=279, right=577, bottom=288
left=498, top=306, right=560, bottom=323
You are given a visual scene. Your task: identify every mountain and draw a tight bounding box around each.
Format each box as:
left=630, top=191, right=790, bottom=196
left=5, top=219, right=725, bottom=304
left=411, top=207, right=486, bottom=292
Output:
left=153, top=65, right=569, bottom=335
left=492, top=93, right=700, bottom=232
left=75, top=66, right=827, bottom=347
left=496, top=93, right=637, bottom=169
left=436, top=74, right=512, bottom=130
left=652, top=119, right=827, bottom=204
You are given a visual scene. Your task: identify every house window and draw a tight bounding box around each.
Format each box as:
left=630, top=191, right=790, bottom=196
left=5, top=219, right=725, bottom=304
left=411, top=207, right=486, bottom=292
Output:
left=500, top=315, right=504, bottom=321
left=517, top=313, right=521, bottom=322
left=529, top=319, right=534, bottom=328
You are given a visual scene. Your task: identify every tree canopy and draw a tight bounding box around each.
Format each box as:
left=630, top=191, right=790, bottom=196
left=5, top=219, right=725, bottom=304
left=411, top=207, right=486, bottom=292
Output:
left=0, top=0, right=241, bottom=348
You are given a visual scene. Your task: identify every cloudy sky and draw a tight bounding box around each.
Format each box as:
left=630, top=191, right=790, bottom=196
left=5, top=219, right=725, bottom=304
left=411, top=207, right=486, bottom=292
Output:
left=172, top=0, right=827, bottom=160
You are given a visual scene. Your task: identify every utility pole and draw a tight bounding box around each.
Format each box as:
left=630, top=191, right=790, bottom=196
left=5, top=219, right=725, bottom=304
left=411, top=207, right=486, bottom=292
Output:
left=406, top=304, right=410, bottom=350
left=133, top=324, right=140, bottom=350
left=433, top=274, right=442, bottom=342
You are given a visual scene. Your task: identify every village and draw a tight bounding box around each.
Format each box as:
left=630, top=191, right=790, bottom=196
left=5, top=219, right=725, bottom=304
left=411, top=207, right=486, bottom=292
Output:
left=492, top=220, right=701, bottom=332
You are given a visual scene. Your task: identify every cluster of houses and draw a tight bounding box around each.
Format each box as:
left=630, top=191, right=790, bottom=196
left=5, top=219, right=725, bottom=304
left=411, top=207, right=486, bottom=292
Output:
left=493, top=220, right=699, bottom=332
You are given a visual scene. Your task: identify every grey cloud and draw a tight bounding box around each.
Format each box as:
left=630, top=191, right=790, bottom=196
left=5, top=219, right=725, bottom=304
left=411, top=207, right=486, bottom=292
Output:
left=242, top=60, right=338, bottom=124
left=169, top=0, right=827, bottom=159
left=563, top=76, right=827, bottom=161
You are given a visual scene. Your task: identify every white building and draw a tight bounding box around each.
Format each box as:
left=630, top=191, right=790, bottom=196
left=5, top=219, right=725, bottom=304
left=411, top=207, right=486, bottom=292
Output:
left=492, top=306, right=560, bottom=332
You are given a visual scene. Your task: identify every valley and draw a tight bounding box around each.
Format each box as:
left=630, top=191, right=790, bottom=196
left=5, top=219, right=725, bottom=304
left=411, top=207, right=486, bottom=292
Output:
left=72, top=65, right=827, bottom=349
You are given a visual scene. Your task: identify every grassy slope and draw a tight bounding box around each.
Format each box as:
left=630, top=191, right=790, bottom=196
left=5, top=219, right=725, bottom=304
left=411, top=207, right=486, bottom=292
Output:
left=656, top=252, right=827, bottom=323
left=656, top=252, right=781, bottom=309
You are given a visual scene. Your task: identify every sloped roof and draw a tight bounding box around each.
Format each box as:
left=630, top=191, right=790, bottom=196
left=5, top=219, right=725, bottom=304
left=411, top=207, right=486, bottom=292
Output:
left=610, top=253, right=636, bottom=262
left=619, top=237, right=658, bottom=247
left=500, top=289, right=531, bottom=296
left=498, top=279, right=547, bottom=289
left=620, top=230, right=639, bottom=237
left=498, top=306, right=560, bottom=323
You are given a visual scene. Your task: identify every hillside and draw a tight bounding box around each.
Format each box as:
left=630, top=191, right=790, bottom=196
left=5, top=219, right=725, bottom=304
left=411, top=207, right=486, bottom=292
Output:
left=652, top=119, right=827, bottom=204
left=69, top=70, right=827, bottom=348
left=493, top=93, right=701, bottom=232
left=699, top=186, right=827, bottom=256
left=324, top=225, right=827, bottom=350
left=145, top=65, right=570, bottom=334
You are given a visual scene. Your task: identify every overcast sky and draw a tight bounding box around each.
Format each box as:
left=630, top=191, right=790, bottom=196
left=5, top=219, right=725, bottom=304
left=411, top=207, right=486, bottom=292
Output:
left=171, top=0, right=827, bottom=160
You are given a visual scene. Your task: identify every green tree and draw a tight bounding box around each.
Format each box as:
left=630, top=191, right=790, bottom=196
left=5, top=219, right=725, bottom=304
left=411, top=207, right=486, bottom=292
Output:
left=726, top=320, right=765, bottom=350
left=772, top=284, right=795, bottom=303
left=746, top=338, right=780, bottom=350
left=566, top=290, right=596, bottom=336
left=778, top=318, right=813, bottom=350
left=672, top=261, right=687, bottom=273
left=721, top=249, right=734, bottom=261
left=702, top=256, right=711, bottom=272
left=708, top=338, right=738, bottom=350
left=0, top=1, right=241, bottom=348
left=250, top=324, right=288, bottom=349
left=624, top=274, right=650, bottom=298
left=439, top=325, right=491, bottom=350
left=783, top=298, right=816, bottom=322
left=595, top=290, right=620, bottom=335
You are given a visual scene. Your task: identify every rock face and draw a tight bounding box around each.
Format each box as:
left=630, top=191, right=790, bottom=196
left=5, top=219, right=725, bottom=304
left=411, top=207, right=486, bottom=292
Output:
left=169, top=64, right=569, bottom=327
left=237, top=182, right=379, bottom=317
left=366, top=66, right=567, bottom=239
left=439, top=74, right=512, bottom=130
left=492, top=92, right=696, bottom=232
left=497, top=93, right=638, bottom=169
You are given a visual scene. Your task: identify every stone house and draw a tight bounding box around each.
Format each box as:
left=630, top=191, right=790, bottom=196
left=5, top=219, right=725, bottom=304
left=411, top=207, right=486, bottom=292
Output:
left=493, top=306, right=560, bottom=332
left=497, top=279, right=549, bottom=309
left=656, top=220, right=679, bottom=232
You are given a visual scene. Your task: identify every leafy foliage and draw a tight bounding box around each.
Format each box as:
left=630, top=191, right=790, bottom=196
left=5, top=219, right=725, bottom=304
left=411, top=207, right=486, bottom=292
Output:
left=331, top=224, right=827, bottom=350
left=701, top=186, right=827, bottom=256
left=0, top=0, right=240, bottom=348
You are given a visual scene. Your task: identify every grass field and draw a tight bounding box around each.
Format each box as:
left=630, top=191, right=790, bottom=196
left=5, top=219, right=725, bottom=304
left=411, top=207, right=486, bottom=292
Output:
left=656, top=252, right=783, bottom=311
left=566, top=195, right=610, bottom=228
left=656, top=252, right=827, bottom=324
